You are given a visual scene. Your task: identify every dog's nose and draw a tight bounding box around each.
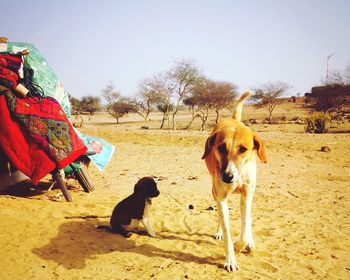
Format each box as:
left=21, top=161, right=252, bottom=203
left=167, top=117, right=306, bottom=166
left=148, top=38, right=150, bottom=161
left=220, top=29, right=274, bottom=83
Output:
left=222, top=172, right=234, bottom=184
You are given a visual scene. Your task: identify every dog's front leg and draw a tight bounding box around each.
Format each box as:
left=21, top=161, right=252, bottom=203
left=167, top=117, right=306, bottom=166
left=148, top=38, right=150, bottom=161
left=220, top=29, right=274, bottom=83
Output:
left=217, top=200, right=238, bottom=271
left=142, top=217, right=157, bottom=238
left=236, top=186, right=255, bottom=253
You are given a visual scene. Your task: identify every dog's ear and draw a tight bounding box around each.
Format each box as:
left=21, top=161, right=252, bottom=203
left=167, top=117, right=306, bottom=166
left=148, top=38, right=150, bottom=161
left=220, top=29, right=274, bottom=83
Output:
left=202, top=133, right=217, bottom=159
left=253, top=134, right=267, bottom=163
left=134, top=180, right=146, bottom=195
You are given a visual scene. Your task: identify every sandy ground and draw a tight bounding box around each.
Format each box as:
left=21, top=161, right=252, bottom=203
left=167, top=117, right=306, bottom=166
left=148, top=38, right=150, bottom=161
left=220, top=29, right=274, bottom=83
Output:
left=0, top=107, right=350, bottom=280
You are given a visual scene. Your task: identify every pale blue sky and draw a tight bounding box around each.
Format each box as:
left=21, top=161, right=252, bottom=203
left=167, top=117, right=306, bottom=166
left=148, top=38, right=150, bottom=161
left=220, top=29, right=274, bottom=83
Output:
left=2, top=0, right=350, bottom=98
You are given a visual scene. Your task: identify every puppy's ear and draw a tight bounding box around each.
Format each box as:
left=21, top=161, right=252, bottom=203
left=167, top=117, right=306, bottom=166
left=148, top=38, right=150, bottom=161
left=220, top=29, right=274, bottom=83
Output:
left=134, top=180, right=146, bottom=194
left=253, top=134, right=267, bottom=163
left=202, top=133, right=217, bottom=159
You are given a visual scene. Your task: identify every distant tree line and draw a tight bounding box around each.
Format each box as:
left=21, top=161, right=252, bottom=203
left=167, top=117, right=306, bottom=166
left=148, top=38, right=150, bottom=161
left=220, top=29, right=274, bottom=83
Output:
left=70, top=59, right=242, bottom=130
left=71, top=57, right=350, bottom=130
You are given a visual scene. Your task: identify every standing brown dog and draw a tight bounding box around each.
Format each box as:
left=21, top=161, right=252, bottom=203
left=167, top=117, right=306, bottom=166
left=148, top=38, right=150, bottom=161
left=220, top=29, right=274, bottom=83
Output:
left=202, top=92, right=267, bottom=271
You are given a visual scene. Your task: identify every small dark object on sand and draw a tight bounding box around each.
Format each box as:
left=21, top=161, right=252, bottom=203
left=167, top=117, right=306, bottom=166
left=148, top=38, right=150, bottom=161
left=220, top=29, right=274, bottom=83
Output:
left=321, top=146, right=331, bottom=152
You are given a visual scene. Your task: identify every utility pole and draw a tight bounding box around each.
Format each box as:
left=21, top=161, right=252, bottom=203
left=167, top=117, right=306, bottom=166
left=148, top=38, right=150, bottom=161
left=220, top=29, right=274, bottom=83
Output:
left=326, top=52, right=336, bottom=85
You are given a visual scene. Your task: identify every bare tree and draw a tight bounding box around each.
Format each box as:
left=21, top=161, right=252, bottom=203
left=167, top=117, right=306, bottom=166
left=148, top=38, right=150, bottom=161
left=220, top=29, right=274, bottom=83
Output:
left=69, top=95, right=81, bottom=113
left=167, top=59, right=205, bottom=130
left=184, top=80, right=237, bottom=130
left=184, top=93, right=211, bottom=131
left=324, top=62, right=350, bottom=85
left=140, top=73, right=173, bottom=129
left=101, top=81, right=136, bottom=123
left=183, top=95, right=196, bottom=120
left=69, top=95, right=84, bottom=127
left=157, top=102, right=174, bottom=129
left=79, top=95, right=101, bottom=120
left=252, top=82, right=290, bottom=123
left=108, top=98, right=138, bottom=124
left=208, top=80, right=238, bottom=123
left=136, top=75, right=169, bottom=121
left=102, top=81, right=121, bottom=114
left=345, top=63, right=350, bottom=83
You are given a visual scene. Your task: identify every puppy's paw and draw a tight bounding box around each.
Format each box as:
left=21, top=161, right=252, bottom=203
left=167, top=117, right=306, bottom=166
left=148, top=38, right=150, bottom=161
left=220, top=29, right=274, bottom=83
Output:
left=121, top=230, right=132, bottom=238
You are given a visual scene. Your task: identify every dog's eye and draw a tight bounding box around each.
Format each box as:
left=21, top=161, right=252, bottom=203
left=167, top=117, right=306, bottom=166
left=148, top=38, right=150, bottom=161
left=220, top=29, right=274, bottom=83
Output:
left=239, top=146, right=247, bottom=154
left=218, top=144, right=227, bottom=154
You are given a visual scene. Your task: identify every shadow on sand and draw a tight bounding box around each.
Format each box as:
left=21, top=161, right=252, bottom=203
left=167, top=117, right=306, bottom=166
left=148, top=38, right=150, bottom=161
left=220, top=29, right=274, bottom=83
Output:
left=1, top=181, right=77, bottom=199
left=32, top=219, right=221, bottom=270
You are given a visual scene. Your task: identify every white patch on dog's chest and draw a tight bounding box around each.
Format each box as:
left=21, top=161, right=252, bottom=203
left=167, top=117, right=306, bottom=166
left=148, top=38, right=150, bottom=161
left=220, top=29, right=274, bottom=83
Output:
left=122, top=198, right=152, bottom=231
left=143, top=198, right=152, bottom=218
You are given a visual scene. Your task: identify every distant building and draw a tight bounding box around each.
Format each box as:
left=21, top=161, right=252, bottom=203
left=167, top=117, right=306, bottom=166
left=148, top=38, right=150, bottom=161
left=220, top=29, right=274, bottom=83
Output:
left=304, top=84, right=350, bottom=111
left=309, top=84, right=350, bottom=98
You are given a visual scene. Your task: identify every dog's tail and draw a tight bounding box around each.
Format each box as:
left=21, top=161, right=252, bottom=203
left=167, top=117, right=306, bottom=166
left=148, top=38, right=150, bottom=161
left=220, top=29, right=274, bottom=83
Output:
left=233, top=91, right=251, bottom=122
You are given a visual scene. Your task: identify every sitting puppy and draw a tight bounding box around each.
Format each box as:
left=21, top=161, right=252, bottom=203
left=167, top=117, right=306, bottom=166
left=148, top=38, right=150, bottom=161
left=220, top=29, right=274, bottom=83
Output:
left=99, top=177, right=159, bottom=238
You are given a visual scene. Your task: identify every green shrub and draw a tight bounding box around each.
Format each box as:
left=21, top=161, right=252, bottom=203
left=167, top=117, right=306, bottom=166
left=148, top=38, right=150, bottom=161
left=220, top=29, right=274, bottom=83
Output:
left=305, top=112, right=331, bottom=133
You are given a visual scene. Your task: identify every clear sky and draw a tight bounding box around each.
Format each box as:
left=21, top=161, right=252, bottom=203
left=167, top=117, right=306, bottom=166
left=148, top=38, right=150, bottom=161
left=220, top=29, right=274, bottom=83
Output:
left=2, top=0, right=350, bottom=98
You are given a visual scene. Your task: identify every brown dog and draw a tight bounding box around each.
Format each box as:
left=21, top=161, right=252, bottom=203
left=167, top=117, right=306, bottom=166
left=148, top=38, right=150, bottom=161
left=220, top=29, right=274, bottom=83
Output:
left=99, top=177, right=159, bottom=238
left=202, top=92, right=267, bottom=271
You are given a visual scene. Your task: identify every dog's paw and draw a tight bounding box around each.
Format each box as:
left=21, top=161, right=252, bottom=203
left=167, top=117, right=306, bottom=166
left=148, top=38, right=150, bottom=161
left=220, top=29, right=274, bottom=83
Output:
left=224, top=255, right=239, bottom=272
left=214, top=226, right=223, bottom=240
left=234, top=239, right=255, bottom=254
left=125, top=232, right=133, bottom=238
left=150, top=233, right=157, bottom=238
left=214, top=231, right=223, bottom=240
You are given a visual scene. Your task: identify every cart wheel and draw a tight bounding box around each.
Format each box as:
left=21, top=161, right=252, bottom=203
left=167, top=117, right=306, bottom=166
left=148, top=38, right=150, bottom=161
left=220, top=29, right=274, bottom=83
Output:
left=74, top=165, right=94, bottom=193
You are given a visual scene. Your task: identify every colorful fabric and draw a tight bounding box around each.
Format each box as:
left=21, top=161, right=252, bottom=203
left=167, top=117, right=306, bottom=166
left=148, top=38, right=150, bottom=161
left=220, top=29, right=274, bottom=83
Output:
left=0, top=53, right=22, bottom=90
left=0, top=94, right=56, bottom=184
left=6, top=42, right=115, bottom=170
left=7, top=42, right=72, bottom=118
left=75, top=131, right=115, bottom=171
left=5, top=42, right=115, bottom=171
left=5, top=92, right=87, bottom=169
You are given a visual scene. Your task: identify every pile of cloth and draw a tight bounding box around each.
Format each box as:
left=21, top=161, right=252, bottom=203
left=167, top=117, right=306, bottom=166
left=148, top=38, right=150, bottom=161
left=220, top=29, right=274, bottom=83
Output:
left=0, top=40, right=114, bottom=184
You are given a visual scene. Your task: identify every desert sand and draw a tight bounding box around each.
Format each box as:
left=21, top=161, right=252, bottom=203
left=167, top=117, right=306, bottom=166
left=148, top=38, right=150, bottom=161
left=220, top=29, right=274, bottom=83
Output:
left=0, top=104, right=349, bottom=280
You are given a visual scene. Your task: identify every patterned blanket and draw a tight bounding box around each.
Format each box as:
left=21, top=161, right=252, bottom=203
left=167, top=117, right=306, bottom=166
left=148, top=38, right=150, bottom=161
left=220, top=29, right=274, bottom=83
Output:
left=0, top=53, right=21, bottom=91
left=6, top=42, right=115, bottom=171
left=0, top=91, right=87, bottom=184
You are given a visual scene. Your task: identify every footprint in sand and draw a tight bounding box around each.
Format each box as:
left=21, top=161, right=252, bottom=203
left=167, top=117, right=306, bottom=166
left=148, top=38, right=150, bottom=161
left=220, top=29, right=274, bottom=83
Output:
left=255, top=229, right=274, bottom=237
left=182, top=215, right=193, bottom=234
left=259, top=261, right=278, bottom=273
left=254, top=250, right=272, bottom=257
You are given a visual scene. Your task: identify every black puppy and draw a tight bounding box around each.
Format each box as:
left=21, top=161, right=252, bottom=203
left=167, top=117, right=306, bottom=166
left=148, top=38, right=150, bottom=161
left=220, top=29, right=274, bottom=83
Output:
left=99, top=177, right=160, bottom=238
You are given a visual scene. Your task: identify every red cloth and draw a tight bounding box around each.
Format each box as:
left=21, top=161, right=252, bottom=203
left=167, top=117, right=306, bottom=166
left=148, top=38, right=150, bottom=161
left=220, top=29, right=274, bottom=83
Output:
left=0, top=94, right=87, bottom=184
left=0, top=53, right=22, bottom=90
left=6, top=93, right=87, bottom=169
left=0, top=94, right=56, bottom=184
left=0, top=52, right=87, bottom=184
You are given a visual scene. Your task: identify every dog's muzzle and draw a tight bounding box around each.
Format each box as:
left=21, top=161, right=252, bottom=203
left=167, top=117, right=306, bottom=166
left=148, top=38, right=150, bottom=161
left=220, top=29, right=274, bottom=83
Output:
left=221, top=162, right=239, bottom=184
left=151, top=190, right=160, bottom=197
